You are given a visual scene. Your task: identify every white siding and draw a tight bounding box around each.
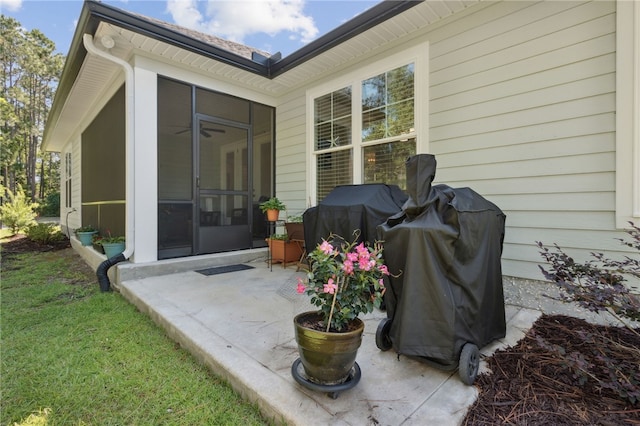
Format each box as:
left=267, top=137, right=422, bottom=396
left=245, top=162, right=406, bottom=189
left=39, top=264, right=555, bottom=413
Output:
left=274, top=0, right=635, bottom=282
left=426, top=0, right=628, bottom=279
left=275, top=89, right=308, bottom=217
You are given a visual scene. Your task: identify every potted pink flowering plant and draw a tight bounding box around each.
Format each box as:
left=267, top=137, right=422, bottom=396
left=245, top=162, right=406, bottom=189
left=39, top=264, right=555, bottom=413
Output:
left=292, top=233, right=388, bottom=387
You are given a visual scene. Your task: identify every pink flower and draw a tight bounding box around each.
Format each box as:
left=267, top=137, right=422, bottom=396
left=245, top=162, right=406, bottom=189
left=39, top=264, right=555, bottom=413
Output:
left=319, top=240, right=335, bottom=255
left=296, top=277, right=306, bottom=294
left=346, top=252, right=358, bottom=262
left=323, top=278, right=337, bottom=294
left=379, top=278, right=385, bottom=288
left=359, top=259, right=376, bottom=271
left=379, top=264, right=389, bottom=275
left=342, top=260, right=354, bottom=275
left=355, top=242, right=368, bottom=255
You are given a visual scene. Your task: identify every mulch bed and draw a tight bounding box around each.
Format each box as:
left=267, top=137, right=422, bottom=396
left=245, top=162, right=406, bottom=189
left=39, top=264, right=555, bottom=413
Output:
left=463, top=314, right=640, bottom=425
left=1, top=233, right=70, bottom=254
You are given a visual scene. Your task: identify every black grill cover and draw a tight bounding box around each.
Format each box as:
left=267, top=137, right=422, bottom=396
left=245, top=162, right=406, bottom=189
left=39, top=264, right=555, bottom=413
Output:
left=377, top=154, right=506, bottom=366
left=303, top=184, right=407, bottom=250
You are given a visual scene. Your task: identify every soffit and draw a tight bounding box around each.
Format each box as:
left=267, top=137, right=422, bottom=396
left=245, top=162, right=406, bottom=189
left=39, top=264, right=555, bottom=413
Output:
left=44, top=0, right=479, bottom=152
left=97, top=0, right=479, bottom=96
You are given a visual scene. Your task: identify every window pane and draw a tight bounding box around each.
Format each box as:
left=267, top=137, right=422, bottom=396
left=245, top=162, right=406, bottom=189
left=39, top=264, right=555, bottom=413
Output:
left=362, top=64, right=414, bottom=142
left=362, top=74, right=385, bottom=110
left=363, top=138, right=415, bottom=190
left=317, top=149, right=352, bottom=202
left=315, top=86, right=352, bottom=151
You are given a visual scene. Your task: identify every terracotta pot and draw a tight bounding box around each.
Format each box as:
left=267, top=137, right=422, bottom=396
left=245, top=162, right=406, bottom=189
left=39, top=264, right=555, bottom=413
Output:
left=265, top=209, right=280, bottom=222
left=267, top=238, right=302, bottom=267
left=293, top=311, right=364, bottom=385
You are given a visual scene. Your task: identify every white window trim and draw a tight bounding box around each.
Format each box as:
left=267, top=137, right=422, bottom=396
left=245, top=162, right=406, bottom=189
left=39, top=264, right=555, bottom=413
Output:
left=616, top=0, right=640, bottom=228
left=306, top=41, right=429, bottom=205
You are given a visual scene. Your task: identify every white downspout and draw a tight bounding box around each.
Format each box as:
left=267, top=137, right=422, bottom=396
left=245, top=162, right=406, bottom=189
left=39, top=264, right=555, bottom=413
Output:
left=83, top=34, right=134, bottom=260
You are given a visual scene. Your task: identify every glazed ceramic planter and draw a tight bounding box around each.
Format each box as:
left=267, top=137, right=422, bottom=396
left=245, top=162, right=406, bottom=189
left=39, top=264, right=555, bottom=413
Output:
left=293, top=311, right=364, bottom=385
left=76, top=231, right=97, bottom=246
left=102, top=241, right=125, bottom=258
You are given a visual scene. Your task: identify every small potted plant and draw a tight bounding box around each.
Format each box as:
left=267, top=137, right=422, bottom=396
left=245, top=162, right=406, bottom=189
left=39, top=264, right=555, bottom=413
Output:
left=75, top=225, right=98, bottom=246
left=292, top=232, right=388, bottom=388
left=259, top=197, right=286, bottom=222
left=97, top=230, right=125, bottom=258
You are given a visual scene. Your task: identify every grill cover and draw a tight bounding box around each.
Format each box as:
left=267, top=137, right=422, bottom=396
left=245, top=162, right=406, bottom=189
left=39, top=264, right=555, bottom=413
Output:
left=303, top=184, right=407, bottom=249
left=378, top=154, right=506, bottom=365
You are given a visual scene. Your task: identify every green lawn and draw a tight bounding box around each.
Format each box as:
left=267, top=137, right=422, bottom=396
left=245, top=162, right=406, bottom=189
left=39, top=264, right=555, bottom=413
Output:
left=1, top=245, right=271, bottom=425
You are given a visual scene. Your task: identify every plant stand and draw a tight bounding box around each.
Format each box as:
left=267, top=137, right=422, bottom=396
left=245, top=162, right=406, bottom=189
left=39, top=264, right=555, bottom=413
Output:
left=291, top=358, right=361, bottom=399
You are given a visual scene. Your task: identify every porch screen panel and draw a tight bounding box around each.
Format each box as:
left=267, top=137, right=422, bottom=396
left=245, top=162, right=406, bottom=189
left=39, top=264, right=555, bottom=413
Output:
left=158, top=77, right=192, bottom=200
left=196, top=89, right=250, bottom=124
left=158, top=77, right=193, bottom=254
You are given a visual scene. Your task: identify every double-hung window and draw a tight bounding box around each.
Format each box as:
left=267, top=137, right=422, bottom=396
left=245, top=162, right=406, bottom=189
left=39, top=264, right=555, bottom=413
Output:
left=310, top=45, right=424, bottom=204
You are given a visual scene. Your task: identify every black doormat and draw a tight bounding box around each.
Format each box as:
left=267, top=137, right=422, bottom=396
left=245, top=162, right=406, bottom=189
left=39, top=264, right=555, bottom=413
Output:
left=196, top=264, right=254, bottom=276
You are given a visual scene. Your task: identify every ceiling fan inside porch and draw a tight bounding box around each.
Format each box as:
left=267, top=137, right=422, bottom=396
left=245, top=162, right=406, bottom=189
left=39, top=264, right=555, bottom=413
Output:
left=173, top=124, right=226, bottom=138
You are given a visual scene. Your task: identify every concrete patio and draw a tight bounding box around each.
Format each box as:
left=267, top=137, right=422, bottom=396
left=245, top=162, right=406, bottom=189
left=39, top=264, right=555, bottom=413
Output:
left=100, top=248, right=594, bottom=426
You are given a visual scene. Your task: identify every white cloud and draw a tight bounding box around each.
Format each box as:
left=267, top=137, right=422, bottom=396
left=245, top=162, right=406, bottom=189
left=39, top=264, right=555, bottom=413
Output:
left=0, top=0, right=22, bottom=12
left=166, top=0, right=318, bottom=44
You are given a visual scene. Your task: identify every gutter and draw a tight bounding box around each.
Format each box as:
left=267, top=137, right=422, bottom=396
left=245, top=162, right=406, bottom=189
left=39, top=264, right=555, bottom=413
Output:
left=83, top=34, right=134, bottom=291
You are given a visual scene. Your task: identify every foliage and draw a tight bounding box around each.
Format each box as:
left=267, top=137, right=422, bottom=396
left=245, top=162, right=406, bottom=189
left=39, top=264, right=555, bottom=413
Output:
left=266, top=233, right=288, bottom=241
left=1, top=16, right=64, bottom=203
left=286, top=214, right=303, bottom=223
left=537, top=223, right=640, bottom=406
left=537, top=222, right=640, bottom=322
left=26, top=223, right=66, bottom=244
left=297, top=232, right=387, bottom=332
left=74, top=225, right=96, bottom=233
left=36, top=192, right=59, bottom=217
left=0, top=186, right=38, bottom=233
left=93, top=229, right=125, bottom=245
left=0, top=249, right=268, bottom=425
left=258, top=197, right=286, bottom=212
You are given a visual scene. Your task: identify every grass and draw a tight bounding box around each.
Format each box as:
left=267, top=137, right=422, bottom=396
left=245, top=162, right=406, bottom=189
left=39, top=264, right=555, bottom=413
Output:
left=1, top=245, right=271, bottom=426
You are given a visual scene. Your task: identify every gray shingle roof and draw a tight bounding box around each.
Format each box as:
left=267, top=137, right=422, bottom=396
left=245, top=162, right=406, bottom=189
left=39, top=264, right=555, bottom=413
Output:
left=130, top=11, right=272, bottom=60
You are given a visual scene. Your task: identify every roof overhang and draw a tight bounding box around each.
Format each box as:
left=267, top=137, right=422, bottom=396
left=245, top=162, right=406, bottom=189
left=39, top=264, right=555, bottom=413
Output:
left=43, top=0, right=479, bottom=152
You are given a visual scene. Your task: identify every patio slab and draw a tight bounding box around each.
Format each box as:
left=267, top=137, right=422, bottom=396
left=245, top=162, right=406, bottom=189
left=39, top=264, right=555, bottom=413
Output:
left=114, top=259, right=558, bottom=425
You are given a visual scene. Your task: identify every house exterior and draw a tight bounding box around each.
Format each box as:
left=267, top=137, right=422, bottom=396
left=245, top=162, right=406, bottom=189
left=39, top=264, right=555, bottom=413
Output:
left=43, top=0, right=639, bottom=284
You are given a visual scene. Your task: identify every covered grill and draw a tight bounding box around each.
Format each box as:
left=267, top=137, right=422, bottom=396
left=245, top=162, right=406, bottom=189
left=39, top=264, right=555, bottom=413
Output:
left=376, top=154, right=506, bottom=385
left=303, top=184, right=407, bottom=249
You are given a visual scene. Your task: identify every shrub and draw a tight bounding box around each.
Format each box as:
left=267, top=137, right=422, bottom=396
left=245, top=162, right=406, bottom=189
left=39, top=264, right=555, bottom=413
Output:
left=0, top=187, right=38, bottom=234
left=537, top=222, right=640, bottom=322
left=26, top=223, right=67, bottom=245
left=537, top=223, right=640, bottom=404
left=37, top=192, right=60, bottom=217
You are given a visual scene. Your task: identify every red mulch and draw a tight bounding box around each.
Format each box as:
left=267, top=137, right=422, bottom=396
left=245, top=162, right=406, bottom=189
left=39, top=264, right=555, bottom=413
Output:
left=463, top=314, right=640, bottom=425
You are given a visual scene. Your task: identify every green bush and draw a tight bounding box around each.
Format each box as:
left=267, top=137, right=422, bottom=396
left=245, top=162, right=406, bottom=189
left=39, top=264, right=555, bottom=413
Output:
left=38, top=192, right=60, bottom=217
left=0, top=187, right=38, bottom=234
left=26, top=223, right=66, bottom=244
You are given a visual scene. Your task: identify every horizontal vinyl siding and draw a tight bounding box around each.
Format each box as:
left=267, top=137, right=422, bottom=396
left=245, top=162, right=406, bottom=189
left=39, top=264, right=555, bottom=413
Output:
left=275, top=89, right=308, bottom=215
left=427, top=0, right=625, bottom=280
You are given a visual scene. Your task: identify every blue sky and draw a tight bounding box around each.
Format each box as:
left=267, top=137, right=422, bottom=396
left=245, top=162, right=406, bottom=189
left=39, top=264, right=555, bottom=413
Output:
left=1, top=0, right=380, bottom=57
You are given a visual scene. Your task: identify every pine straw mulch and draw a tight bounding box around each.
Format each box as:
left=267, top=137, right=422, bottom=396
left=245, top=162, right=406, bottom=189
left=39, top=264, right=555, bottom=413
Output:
left=463, top=314, right=640, bottom=425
